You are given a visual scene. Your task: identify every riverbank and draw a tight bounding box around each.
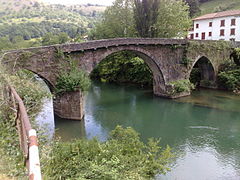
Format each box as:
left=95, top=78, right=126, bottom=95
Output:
left=0, top=66, right=50, bottom=179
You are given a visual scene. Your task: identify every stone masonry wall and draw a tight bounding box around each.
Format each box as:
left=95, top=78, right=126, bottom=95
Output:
left=1, top=38, right=234, bottom=120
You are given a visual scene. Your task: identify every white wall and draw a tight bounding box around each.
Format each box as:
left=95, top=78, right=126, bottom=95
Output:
left=190, top=15, right=240, bottom=41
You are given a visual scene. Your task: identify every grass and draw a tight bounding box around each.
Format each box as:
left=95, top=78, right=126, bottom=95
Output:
left=200, top=0, right=240, bottom=15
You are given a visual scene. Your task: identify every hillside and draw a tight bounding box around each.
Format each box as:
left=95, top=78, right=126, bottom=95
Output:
left=0, top=0, right=41, bottom=11
left=0, top=0, right=106, bottom=50
left=200, top=0, right=240, bottom=15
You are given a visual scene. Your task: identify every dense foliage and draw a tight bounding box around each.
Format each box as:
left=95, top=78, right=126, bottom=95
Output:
left=90, top=0, right=191, bottom=39
left=133, top=0, right=160, bottom=37
left=169, top=80, right=195, bottom=95
left=156, top=0, right=191, bottom=38
left=230, top=48, right=240, bottom=66
left=89, top=0, right=136, bottom=39
left=0, top=66, right=50, bottom=177
left=217, top=63, right=240, bottom=92
left=184, top=0, right=200, bottom=17
left=43, top=126, right=173, bottom=179
left=91, top=51, right=153, bottom=87
left=0, top=0, right=104, bottom=50
left=56, top=58, right=91, bottom=94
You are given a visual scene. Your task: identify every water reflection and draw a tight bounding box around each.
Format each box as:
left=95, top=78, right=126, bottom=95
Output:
left=54, top=116, right=86, bottom=141
left=41, top=82, right=240, bottom=179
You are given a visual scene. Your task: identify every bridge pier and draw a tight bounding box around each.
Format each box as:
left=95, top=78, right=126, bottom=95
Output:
left=53, top=90, right=84, bottom=120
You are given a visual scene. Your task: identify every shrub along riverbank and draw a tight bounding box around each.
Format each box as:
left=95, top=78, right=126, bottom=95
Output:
left=217, top=62, right=240, bottom=93
left=0, top=67, right=50, bottom=178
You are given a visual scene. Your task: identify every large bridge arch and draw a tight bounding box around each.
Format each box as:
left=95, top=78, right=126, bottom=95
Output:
left=88, top=46, right=167, bottom=94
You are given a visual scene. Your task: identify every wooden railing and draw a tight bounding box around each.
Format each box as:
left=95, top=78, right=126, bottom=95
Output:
left=8, top=86, right=42, bottom=180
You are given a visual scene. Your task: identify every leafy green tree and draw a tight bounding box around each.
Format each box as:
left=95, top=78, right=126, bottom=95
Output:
left=156, top=0, right=191, bottom=38
left=133, top=0, right=160, bottom=37
left=91, top=0, right=191, bottom=39
left=184, top=0, right=201, bottom=17
left=90, top=0, right=136, bottom=39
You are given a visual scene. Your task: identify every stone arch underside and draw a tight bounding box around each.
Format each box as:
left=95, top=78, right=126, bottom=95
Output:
left=79, top=46, right=168, bottom=96
left=189, top=56, right=216, bottom=87
left=23, top=68, right=54, bottom=93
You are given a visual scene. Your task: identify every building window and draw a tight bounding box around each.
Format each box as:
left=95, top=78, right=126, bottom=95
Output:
left=209, top=22, right=212, bottom=27
left=190, top=34, right=194, bottom=39
left=231, top=19, right=236, bottom=26
left=220, top=29, right=224, bottom=36
left=209, top=32, right=212, bottom=36
left=220, top=20, right=225, bottom=27
left=196, top=33, right=199, bottom=37
left=196, top=24, right=199, bottom=28
left=230, top=28, right=235, bottom=35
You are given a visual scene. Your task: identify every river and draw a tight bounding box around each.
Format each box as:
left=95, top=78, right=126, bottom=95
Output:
left=39, top=82, right=240, bottom=180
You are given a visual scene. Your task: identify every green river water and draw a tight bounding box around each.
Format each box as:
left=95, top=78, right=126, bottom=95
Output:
left=48, top=82, right=240, bottom=180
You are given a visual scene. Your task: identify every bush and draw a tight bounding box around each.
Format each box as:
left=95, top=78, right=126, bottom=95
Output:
left=0, top=67, right=50, bottom=177
left=55, top=59, right=91, bottom=94
left=230, top=48, right=240, bottom=66
left=56, top=69, right=91, bottom=94
left=217, top=69, right=240, bottom=90
left=169, top=79, right=194, bottom=94
left=43, top=126, right=173, bottom=179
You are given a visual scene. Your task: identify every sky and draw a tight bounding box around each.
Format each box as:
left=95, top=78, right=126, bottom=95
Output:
left=41, top=0, right=114, bottom=6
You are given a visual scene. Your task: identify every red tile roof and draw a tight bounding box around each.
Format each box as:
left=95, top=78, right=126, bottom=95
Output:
left=193, top=10, right=240, bottom=21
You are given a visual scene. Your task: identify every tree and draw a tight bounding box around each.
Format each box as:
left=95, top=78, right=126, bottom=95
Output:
left=184, top=0, right=200, bottom=17
left=156, top=0, right=191, bottom=38
left=133, top=0, right=160, bottom=37
left=91, top=0, right=191, bottom=39
left=90, top=0, right=136, bottom=39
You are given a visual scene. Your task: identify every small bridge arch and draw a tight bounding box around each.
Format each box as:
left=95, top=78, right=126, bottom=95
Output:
left=188, top=55, right=216, bottom=85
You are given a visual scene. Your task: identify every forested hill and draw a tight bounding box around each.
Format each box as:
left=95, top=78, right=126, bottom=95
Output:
left=0, top=0, right=106, bottom=50
left=200, top=0, right=240, bottom=15
left=185, top=0, right=240, bottom=17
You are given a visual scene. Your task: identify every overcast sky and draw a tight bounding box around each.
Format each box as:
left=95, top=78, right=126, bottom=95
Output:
left=41, top=0, right=114, bottom=6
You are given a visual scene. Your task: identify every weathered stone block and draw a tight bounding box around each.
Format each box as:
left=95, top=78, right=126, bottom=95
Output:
left=53, top=90, right=84, bottom=120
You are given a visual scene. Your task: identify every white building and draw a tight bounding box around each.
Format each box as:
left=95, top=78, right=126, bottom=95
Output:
left=188, top=10, right=240, bottom=41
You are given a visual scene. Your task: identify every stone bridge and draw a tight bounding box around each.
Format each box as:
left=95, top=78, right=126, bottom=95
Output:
left=1, top=38, right=233, bottom=120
